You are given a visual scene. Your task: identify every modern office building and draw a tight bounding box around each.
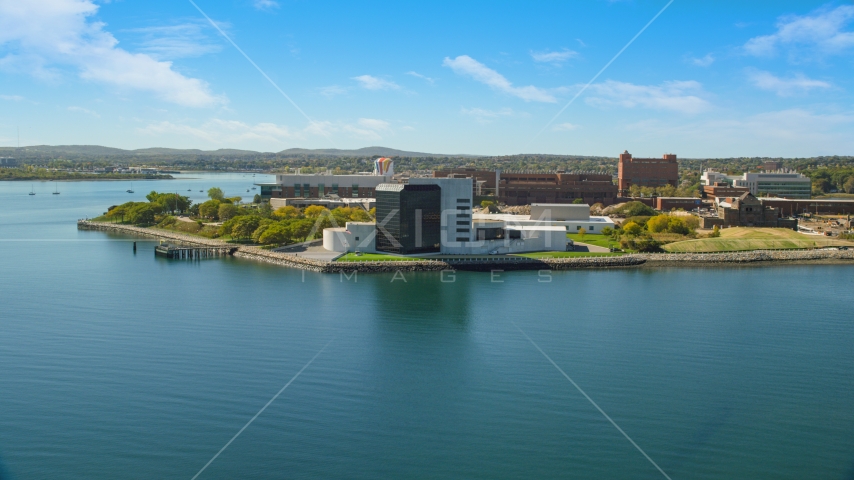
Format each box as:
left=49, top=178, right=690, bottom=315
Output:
left=321, top=180, right=575, bottom=255
left=432, top=168, right=618, bottom=206
left=374, top=183, right=442, bottom=255
left=617, top=151, right=679, bottom=194
left=258, top=173, right=391, bottom=200
left=701, top=170, right=811, bottom=199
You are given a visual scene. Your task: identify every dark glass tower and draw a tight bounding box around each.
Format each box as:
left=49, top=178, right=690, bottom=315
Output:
left=375, top=183, right=441, bottom=254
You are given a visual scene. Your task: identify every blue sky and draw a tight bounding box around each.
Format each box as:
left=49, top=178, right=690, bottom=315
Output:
left=1, top=0, right=853, bottom=157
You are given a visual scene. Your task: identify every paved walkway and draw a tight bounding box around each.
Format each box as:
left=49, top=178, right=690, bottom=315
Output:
left=573, top=242, right=610, bottom=253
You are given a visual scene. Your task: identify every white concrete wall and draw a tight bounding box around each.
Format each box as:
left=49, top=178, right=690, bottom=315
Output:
left=321, top=222, right=377, bottom=253
left=530, top=204, right=590, bottom=221
left=472, top=213, right=616, bottom=234
left=439, top=227, right=567, bottom=255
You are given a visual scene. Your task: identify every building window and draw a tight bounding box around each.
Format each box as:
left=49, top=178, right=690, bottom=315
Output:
left=318, top=183, right=325, bottom=196
left=577, top=226, right=581, bottom=230
left=294, top=184, right=301, bottom=197
left=456, top=237, right=468, bottom=242
left=456, top=220, right=469, bottom=225
left=332, top=183, right=339, bottom=195
left=355, top=236, right=359, bottom=241
left=457, top=198, right=470, bottom=203
left=303, top=184, right=310, bottom=198
left=457, top=228, right=470, bottom=233
left=352, top=184, right=359, bottom=197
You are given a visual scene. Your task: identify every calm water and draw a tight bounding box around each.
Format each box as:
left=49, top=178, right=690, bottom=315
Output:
left=1, top=174, right=853, bottom=479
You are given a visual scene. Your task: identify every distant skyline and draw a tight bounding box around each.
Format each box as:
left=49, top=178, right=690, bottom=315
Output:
left=1, top=0, right=853, bottom=157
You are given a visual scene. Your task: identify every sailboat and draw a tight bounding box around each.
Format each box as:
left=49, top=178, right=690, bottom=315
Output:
left=29, top=184, right=35, bottom=195
left=53, top=183, right=60, bottom=195
left=127, top=182, right=134, bottom=194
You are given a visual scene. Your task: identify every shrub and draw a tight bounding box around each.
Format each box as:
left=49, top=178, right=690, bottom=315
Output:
left=613, top=201, right=658, bottom=217
left=622, top=221, right=643, bottom=236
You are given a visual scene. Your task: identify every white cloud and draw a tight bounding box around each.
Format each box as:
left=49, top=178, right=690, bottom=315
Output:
left=0, top=94, right=24, bottom=101
left=747, top=69, right=831, bottom=96
left=744, top=5, right=854, bottom=58
left=460, top=107, right=516, bottom=124
left=124, top=23, right=220, bottom=60
left=342, top=118, right=392, bottom=140
left=319, top=85, right=348, bottom=98
left=690, top=54, right=715, bottom=67
left=530, top=49, right=578, bottom=65
left=351, top=75, right=400, bottom=91
left=552, top=122, right=579, bottom=131
left=139, top=117, right=396, bottom=144
left=254, top=0, right=279, bottom=10
left=68, top=105, right=99, bottom=117
left=586, top=80, right=710, bottom=114
left=443, top=55, right=556, bottom=103
left=0, top=0, right=223, bottom=107
left=405, top=71, right=435, bottom=84
left=140, top=119, right=296, bottom=144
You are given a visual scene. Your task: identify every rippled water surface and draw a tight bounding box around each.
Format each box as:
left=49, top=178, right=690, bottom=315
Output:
left=1, top=174, right=853, bottom=479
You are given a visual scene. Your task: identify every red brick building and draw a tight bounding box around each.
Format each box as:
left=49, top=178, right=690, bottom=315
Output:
left=702, top=183, right=750, bottom=200
left=433, top=169, right=618, bottom=206
left=617, top=151, right=679, bottom=194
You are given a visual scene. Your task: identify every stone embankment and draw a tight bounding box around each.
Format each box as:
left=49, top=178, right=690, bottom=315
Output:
left=78, top=220, right=854, bottom=273
left=635, top=249, right=854, bottom=264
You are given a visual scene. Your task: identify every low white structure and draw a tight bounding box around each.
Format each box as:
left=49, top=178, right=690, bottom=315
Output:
left=474, top=203, right=615, bottom=234
left=322, top=222, right=377, bottom=253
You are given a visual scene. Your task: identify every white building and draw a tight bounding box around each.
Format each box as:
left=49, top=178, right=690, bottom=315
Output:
left=321, top=181, right=576, bottom=256
left=473, top=203, right=616, bottom=234
left=701, top=170, right=811, bottom=199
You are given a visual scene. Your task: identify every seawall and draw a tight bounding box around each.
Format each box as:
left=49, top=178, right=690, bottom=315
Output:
left=77, top=221, right=854, bottom=273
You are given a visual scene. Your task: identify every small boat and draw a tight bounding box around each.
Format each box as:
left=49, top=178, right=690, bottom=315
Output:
left=246, top=189, right=250, bottom=192
left=199, top=190, right=203, bottom=192
left=251, top=187, right=257, bottom=190
left=29, top=184, right=35, bottom=195
left=53, top=183, right=60, bottom=195
left=187, top=188, right=192, bottom=192
left=127, top=182, right=134, bottom=194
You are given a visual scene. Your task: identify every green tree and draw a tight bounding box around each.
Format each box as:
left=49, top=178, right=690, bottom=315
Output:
left=126, top=203, right=155, bottom=225
left=622, top=221, right=643, bottom=236
left=207, top=187, right=225, bottom=201
left=253, top=194, right=262, bottom=203
left=628, top=185, right=642, bottom=198
left=711, top=225, right=721, bottom=237
left=272, top=206, right=301, bottom=219
left=844, top=176, right=854, bottom=194
left=578, top=227, right=586, bottom=239
left=646, top=215, right=670, bottom=233
left=481, top=200, right=495, bottom=208
left=258, top=223, right=291, bottom=245
left=231, top=216, right=262, bottom=240
left=199, top=200, right=221, bottom=219
left=303, top=205, right=327, bottom=218
left=572, top=198, right=585, bottom=204
left=218, top=203, right=239, bottom=222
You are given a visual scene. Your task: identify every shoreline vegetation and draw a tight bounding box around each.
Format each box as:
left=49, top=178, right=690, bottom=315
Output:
left=0, top=168, right=172, bottom=181
left=77, top=220, right=854, bottom=273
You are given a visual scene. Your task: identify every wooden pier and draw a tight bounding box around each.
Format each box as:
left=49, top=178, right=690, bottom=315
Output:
left=154, top=242, right=235, bottom=260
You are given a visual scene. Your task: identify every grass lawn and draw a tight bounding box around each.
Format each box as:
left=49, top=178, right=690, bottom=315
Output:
left=514, top=251, right=622, bottom=258
left=567, top=233, right=615, bottom=249
left=663, top=227, right=854, bottom=253
left=336, top=253, right=427, bottom=262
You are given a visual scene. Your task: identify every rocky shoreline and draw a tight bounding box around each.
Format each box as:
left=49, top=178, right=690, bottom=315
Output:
left=77, top=220, right=854, bottom=273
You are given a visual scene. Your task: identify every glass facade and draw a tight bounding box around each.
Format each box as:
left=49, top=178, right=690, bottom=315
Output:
left=352, top=184, right=359, bottom=198
left=294, top=184, right=301, bottom=197
left=375, top=184, right=441, bottom=254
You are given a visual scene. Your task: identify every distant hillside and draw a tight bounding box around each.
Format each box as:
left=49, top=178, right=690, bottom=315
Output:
left=0, top=145, right=471, bottom=158
left=277, top=146, right=468, bottom=157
